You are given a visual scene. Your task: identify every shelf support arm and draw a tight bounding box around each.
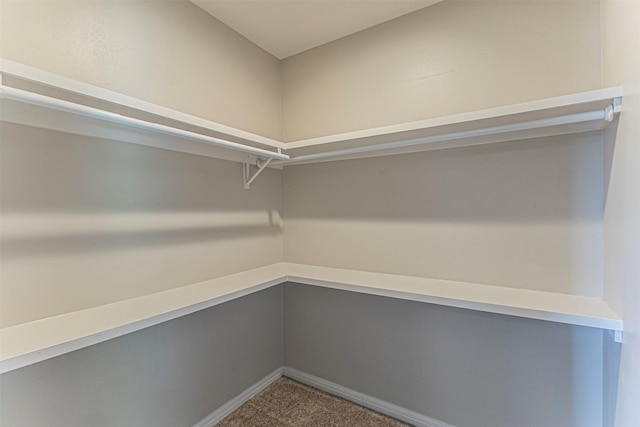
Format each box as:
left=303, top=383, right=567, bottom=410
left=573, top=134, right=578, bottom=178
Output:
left=243, top=157, right=273, bottom=189
left=609, top=329, right=624, bottom=344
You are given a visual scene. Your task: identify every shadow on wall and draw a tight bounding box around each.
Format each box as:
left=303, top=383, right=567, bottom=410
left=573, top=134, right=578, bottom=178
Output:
left=603, top=116, right=619, bottom=209
left=1, top=224, right=282, bottom=258
left=0, top=122, right=284, bottom=257
left=602, top=331, right=622, bottom=427
left=284, top=283, right=606, bottom=427
left=0, top=122, right=283, bottom=327
left=0, top=286, right=284, bottom=427
left=0, top=123, right=282, bottom=214
left=284, top=132, right=604, bottom=224
left=281, top=132, right=605, bottom=297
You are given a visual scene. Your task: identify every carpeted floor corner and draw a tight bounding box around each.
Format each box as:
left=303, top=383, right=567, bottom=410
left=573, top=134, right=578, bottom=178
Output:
left=217, top=377, right=412, bottom=426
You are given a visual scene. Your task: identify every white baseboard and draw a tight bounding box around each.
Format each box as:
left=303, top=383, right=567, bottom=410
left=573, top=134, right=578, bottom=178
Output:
left=193, top=366, right=454, bottom=427
left=283, top=367, right=455, bottom=427
left=192, top=367, right=284, bottom=427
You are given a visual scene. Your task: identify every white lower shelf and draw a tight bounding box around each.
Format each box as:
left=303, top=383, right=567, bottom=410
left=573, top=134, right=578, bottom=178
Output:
left=284, top=264, right=622, bottom=331
left=0, top=263, right=622, bottom=374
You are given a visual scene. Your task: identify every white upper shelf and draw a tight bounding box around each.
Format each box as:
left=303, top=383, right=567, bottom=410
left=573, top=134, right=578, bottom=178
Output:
left=279, top=87, right=622, bottom=164
left=0, top=263, right=623, bottom=375
left=0, top=59, right=288, bottom=166
left=0, top=58, right=623, bottom=167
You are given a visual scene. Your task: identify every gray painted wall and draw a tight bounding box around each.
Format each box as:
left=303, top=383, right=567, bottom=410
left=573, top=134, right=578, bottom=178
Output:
left=1, top=124, right=283, bottom=328
left=284, top=283, right=604, bottom=427
left=603, top=332, right=622, bottom=427
left=283, top=133, right=604, bottom=298
left=601, top=2, right=640, bottom=426
left=0, top=286, right=283, bottom=427
left=1, top=282, right=609, bottom=427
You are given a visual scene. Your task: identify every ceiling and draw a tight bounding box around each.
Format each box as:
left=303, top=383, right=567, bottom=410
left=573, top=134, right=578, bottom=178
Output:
left=191, top=0, right=442, bottom=59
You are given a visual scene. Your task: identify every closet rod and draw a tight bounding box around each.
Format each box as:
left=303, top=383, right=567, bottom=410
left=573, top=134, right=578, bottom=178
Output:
left=0, top=85, right=290, bottom=161
left=278, top=105, right=615, bottom=165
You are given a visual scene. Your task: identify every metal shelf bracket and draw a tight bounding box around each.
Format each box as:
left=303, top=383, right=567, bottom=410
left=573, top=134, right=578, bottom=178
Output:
left=243, top=155, right=275, bottom=189
left=613, top=97, right=623, bottom=113
left=609, top=329, right=624, bottom=344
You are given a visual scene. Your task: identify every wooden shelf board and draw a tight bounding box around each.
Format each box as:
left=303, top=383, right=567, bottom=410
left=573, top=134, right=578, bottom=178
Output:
left=285, top=87, right=623, bottom=150
left=0, top=264, right=288, bottom=374
left=1, top=58, right=622, bottom=166
left=0, top=58, right=285, bottom=151
left=0, top=263, right=622, bottom=374
left=284, top=263, right=623, bottom=331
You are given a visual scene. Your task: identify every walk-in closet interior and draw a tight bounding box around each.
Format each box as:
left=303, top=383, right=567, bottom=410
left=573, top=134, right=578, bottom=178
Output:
left=1, top=1, right=639, bottom=426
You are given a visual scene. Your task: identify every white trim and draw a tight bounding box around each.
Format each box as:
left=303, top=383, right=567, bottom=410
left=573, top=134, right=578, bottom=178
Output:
left=284, top=367, right=456, bottom=427
left=192, top=367, right=284, bottom=427
left=192, top=365, right=456, bottom=427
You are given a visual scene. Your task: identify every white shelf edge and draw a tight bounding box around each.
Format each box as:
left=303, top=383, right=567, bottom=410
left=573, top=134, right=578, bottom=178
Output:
left=0, top=85, right=289, bottom=161
left=283, top=264, right=623, bottom=331
left=0, top=58, right=286, bottom=151
left=0, top=263, right=623, bottom=375
left=285, top=86, right=624, bottom=149
left=0, top=59, right=623, bottom=166
left=0, top=264, right=290, bottom=374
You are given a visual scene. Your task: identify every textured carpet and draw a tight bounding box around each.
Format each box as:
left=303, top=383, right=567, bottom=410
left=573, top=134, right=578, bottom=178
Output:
left=217, top=377, right=412, bottom=426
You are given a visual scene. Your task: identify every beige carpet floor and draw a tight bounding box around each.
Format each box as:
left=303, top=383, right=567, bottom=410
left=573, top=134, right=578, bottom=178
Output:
left=217, top=377, right=412, bottom=427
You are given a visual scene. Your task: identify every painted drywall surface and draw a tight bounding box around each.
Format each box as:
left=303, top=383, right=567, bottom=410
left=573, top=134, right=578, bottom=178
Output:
left=281, top=0, right=601, bottom=141
left=0, top=124, right=283, bottom=327
left=0, top=0, right=282, bottom=140
left=603, top=331, right=622, bottom=427
left=601, top=1, right=640, bottom=426
left=283, top=133, right=603, bottom=296
left=0, top=285, right=283, bottom=427
left=284, top=283, right=604, bottom=427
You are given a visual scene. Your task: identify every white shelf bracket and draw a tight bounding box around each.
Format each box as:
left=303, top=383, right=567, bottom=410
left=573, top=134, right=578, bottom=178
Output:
left=613, top=97, right=622, bottom=114
left=608, top=329, right=624, bottom=343
left=243, top=156, right=273, bottom=189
